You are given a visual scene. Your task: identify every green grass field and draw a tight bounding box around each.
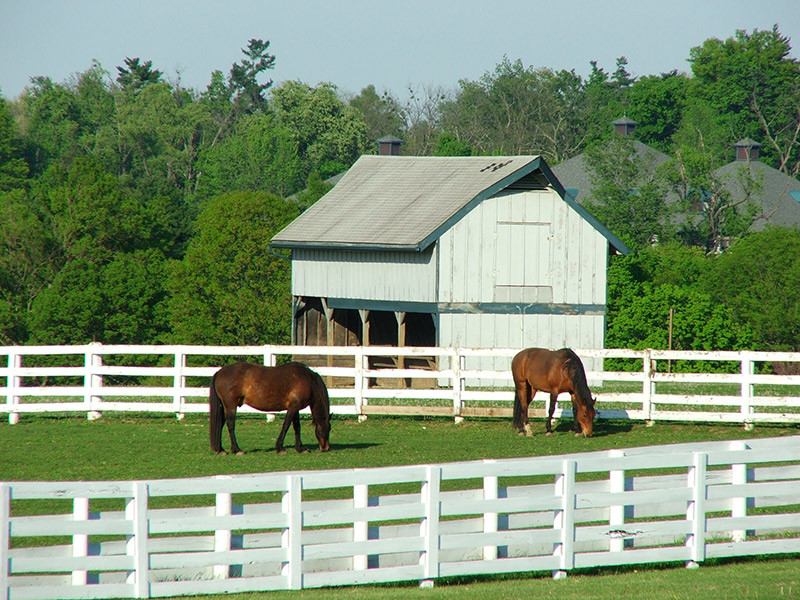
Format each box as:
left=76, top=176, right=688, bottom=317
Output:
left=2, top=412, right=799, bottom=599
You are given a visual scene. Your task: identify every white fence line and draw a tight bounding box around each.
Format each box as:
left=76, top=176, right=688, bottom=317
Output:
left=2, top=344, right=800, bottom=426
left=3, top=436, right=800, bottom=598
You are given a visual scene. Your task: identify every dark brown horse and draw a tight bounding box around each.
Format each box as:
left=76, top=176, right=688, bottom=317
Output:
left=511, top=347, right=596, bottom=437
left=209, top=362, right=331, bottom=454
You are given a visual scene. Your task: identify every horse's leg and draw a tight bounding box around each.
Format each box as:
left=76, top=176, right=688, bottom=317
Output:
left=291, top=412, right=308, bottom=453
left=225, top=408, right=244, bottom=455
left=571, top=393, right=582, bottom=435
left=275, top=410, right=296, bottom=454
left=523, top=384, right=533, bottom=436
left=546, top=392, right=558, bottom=435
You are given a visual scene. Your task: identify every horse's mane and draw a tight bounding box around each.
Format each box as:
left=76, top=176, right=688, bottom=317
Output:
left=563, top=348, right=592, bottom=402
left=308, top=368, right=331, bottom=425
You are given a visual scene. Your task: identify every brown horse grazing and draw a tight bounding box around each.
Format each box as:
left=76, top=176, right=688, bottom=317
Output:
left=511, top=347, right=596, bottom=437
left=209, top=362, right=331, bottom=455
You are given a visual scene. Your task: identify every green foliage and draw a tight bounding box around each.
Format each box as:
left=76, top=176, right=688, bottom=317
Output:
left=0, top=97, right=28, bottom=191
left=433, top=132, right=477, bottom=157
left=28, top=250, right=170, bottom=344
left=294, top=171, right=334, bottom=212
left=583, top=135, right=673, bottom=249
left=626, top=71, right=688, bottom=152
left=688, top=26, right=800, bottom=172
left=700, top=227, right=800, bottom=351
left=116, top=57, right=163, bottom=92
left=348, top=84, right=405, bottom=144
left=606, top=245, right=754, bottom=369
left=271, top=80, right=369, bottom=180
left=166, top=191, right=299, bottom=345
left=195, top=112, right=302, bottom=200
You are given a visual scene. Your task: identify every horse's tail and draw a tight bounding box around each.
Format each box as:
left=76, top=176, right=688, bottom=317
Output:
left=512, top=385, right=525, bottom=430
left=209, top=370, right=224, bottom=453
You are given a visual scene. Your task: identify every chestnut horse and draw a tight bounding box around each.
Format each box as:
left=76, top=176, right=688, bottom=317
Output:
left=511, top=347, right=596, bottom=437
left=209, top=362, right=330, bottom=454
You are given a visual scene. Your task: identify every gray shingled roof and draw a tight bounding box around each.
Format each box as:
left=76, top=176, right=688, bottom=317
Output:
left=273, top=154, right=633, bottom=253
left=714, top=159, right=800, bottom=231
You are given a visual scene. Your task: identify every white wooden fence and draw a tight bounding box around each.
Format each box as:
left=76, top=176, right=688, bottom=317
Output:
left=3, top=436, right=800, bottom=599
left=2, top=344, right=800, bottom=426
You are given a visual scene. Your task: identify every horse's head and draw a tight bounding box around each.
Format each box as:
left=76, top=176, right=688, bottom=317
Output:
left=314, top=413, right=331, bottom=452
left=575, top=394, right=596, bottom=437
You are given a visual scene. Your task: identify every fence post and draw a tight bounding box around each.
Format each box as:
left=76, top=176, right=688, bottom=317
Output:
left=126, top=482, right=150, bottom=598
left=553, top=459, right=577, bottom=579
left=642, top=349, right=654, bottom=425
left=282, top=475, right=302, bottom=590
left=608, top=450, right=632, bottom=552
left=452, top=349, right=463, bottom=421
left=85, top=344, right=103, bottom=421
left=483, top=464, right=498, bottom=561
left=72, top=497, right=90, bottom=586
left=355, top=348, right=366, bottom=421
left=740, top=353, right=755, bottom=431
left=214, top=478, right=233, bottom=579
left=730, top=441, right=752, bottom=543
left=686, top=452, right=707, bottom=569
left=353, top=482, right=369, bottom=570
left=173, top=352, right=185, bottom=420
left=1, top=484, right=10, bottom=600
left=7, top=353, right=21, bottom=425
left=419, top=465, right=441, bottom=588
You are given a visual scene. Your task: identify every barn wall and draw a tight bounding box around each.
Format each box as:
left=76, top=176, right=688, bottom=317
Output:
left=437, top=188, right=608, bottom=306
left=290, top=247, right=437, bottom=302
left=438, top=312, right=605, bottom=374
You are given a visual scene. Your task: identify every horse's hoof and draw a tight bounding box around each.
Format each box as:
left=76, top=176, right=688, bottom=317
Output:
left=276, top=448, right=287, bottom=455
left=216, top=450, right=228, bottom=456
left=545, top=432, right=553, bottom=436
left=297, top=448, right=309, bottom=454
left=235, top=450, right=245, bottom=456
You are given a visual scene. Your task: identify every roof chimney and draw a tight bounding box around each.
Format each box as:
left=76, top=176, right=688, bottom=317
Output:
left=377, top=135, right=403, bottom=156
left=734, top=138, right=762, bottom=162
left=612, top=116, right=638, bottom=137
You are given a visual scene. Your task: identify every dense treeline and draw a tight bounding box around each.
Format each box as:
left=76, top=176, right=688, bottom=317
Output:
left=1, top=28, right=799, bottom=352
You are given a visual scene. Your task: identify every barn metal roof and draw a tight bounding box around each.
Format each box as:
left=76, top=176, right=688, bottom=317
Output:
left=270, top=155, right=629, bottom=254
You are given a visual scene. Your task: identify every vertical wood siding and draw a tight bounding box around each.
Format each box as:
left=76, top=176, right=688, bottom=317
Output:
left=291, top=248, right=437, bottom=302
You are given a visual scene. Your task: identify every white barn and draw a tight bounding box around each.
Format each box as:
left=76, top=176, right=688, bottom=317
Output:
left=270, top=155, right=628, bottom=370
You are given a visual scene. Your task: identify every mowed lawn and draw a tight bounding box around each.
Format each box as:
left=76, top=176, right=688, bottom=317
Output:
left=1, top=413, right=799, bottom=599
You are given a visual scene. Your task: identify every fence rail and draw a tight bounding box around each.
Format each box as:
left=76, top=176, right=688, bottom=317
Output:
left=2, top=344, right=800, bottom=426
left=3, top=436, right=800, bottom=598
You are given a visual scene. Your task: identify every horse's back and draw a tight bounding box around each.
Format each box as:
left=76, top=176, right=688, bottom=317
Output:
left=511, top=347, right=572, bottom=389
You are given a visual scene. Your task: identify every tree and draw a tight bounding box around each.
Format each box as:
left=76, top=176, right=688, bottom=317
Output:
left=583, top=134, right=673, bottom=249
left=194, top=112, right=302, bottom=200
left=625, top=71, right=688, bottom=152
left=116, top=57, right=163, bottom=93
left=688, top=26, right=800, bottom=174
left=270, top=81, right=369, bottom=179
left=27, top=250, right=170, bottom=344
left=700, top=227, right=800, bottom=351
left=606, top=245, right=754, bottom=369
left=0, top=97, right=28, bottom=191
left=348, top=85, right=405, bottom=144
left=663, top=135, right=761, bottom=253
left=202, top=38, right=276, bottom=147
left=166, top=191, right=299, bottom=345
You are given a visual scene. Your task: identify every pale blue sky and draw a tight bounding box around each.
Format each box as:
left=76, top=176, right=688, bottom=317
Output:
left=2, top=0, right=799, bottom=101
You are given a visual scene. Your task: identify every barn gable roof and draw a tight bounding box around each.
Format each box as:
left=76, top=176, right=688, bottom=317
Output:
left=270, top=155, right=629, bottom=254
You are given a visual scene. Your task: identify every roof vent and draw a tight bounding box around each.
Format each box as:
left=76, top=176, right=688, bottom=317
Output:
left=377, top=135, right=403, bottom=156
left=612, top=116, right=638, bottom=137
left=734, top=138, right=762, bottom=162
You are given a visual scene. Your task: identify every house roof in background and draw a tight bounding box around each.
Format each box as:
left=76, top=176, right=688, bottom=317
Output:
left=270, top=155, right=629, bottom=254
left=714, top=159, right=800, bottom=231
